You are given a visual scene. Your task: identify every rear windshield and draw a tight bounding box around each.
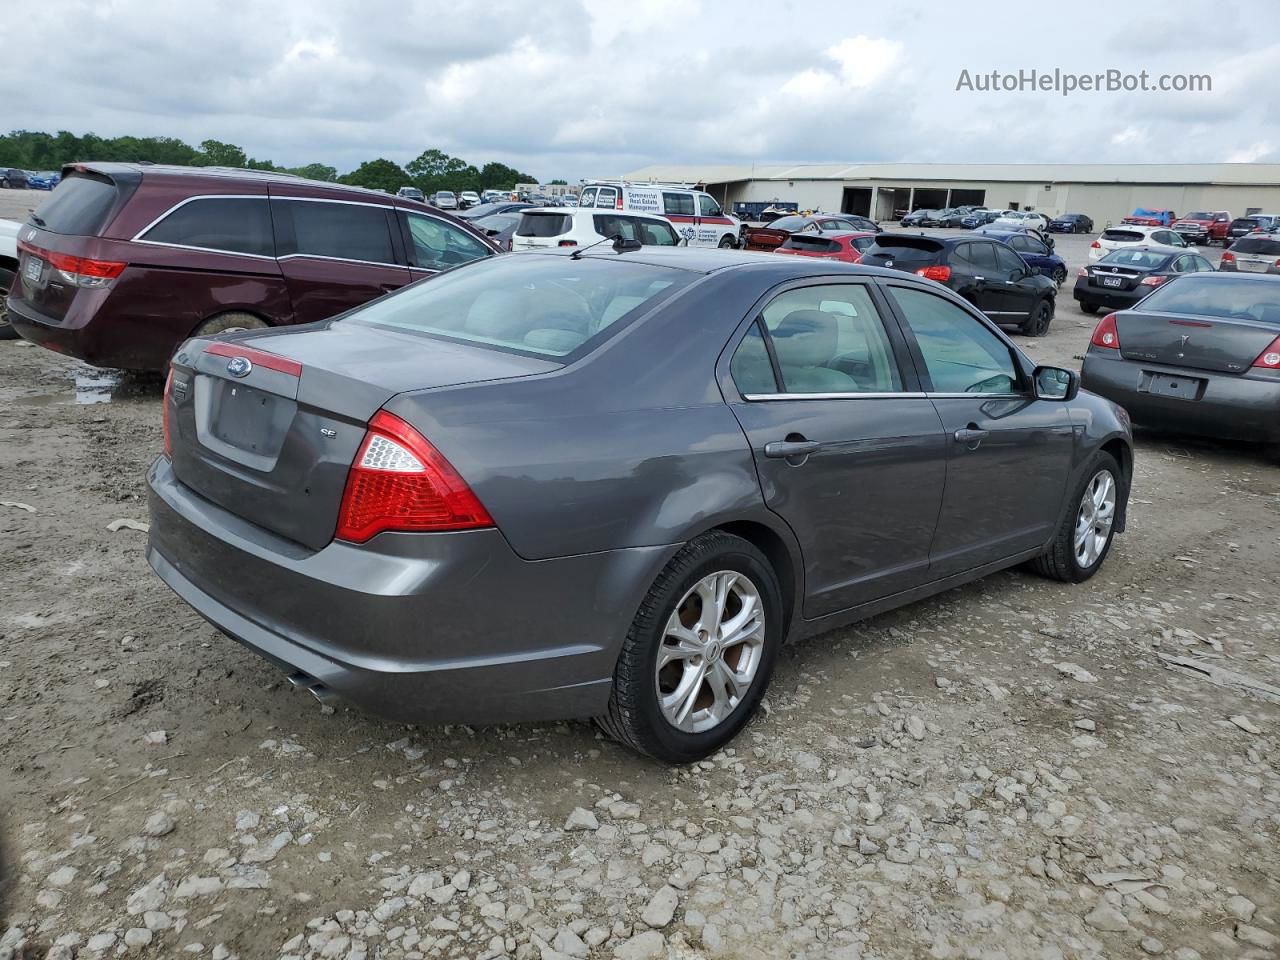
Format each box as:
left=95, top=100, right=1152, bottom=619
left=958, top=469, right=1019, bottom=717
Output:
left=1102, top=229, right=1145, bottom=242
left=864, top=237, right=944, bottom=264
left=782, top=235, right=839, bottom=253
left=473, top=213, right=519, bottom=233
left=344, top=255, right=691, bottom=358
left=1137, top=276, right=1280, bottom=320
left=516, top=213, right=571, bottom=237
left=1231, top=237, right=1280, bottom=255
left=1230, top=219, right=1259, bottom=229
left=30, top=172, right=121, bottom=236
left=1098, top=249, right=1169, bottom=268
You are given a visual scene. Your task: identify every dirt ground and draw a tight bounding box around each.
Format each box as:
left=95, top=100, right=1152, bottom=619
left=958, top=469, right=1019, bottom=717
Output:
left=1, top=221, right=1278, bottom=960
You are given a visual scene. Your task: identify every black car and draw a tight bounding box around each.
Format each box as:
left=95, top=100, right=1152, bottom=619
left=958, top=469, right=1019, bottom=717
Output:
left=900, top=209, right=935, bottom=227
left=860, top=233, right=1057, bottom=336
left=1049, top=213, right=1094, bottom=234
left=960, top=210, right=1001, bottom=229
left=1225, top=217, right=1265, bottom=243
left=1073, top=246, right=1216, bottom=314
left=1, top=168, right=28, bottom=189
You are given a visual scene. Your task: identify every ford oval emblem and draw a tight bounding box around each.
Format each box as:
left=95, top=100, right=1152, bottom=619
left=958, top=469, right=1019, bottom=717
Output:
left=226, top=356, right=253, bottom=378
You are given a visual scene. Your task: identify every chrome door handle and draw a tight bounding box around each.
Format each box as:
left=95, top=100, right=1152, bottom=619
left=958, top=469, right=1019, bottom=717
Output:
left=954, top=427, right=989, bottom=444
left=974, top=275, right=985, bottom=281
left=764, top=439, right=821, bottom=459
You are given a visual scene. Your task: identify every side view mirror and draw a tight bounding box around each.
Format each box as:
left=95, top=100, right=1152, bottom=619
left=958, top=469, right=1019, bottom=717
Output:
left=1034, top=365, right=1079, bottom=401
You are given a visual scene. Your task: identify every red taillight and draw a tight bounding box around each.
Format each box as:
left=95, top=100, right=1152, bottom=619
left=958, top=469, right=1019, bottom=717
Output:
left=19, top=240, right=126, bottom=288
left=1139, top=275, right=1168, bottom=286
left=1090, top=240, right=1101, bottom=249
left=915, top=265, right=951, bottom=282
left=1251, top=335, right=1280, bottom=369
left=1221, top=251, right=1235, bottom=264
left=557, top=240, right=578, bottom=247
left=335, top=411, right=493, bottom=543
left=1077, top=267, right=1088, bottom=277
left=1090, top=313, right=1121, bottom=350
left=162, top=367, right=174, bottom=459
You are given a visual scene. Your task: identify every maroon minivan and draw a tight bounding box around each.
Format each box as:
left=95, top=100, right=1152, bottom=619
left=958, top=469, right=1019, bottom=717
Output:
left=7, top=164, right=500, bottom=370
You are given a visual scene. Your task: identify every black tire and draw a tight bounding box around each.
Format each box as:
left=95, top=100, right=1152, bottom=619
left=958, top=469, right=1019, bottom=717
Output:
left=596, top=531, right=783, bottom=763
left=1080, top=302, right=1100, bottom=315
left=1030, top=452, right=1122, bottom=583
left=0, top=267, right=17, bottom=340
left=1020, top=298, right=1053, bottom=337
left=192, top=311, right=268, bottom=338
left=718, top=235, right=736, bottom=249
left=1051, top=266, right=1067, bottom=286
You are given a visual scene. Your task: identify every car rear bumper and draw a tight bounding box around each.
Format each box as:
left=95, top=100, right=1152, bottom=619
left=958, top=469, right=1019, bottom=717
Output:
left=1081, top=351, right=1280, bottom=442
left=1072, top=284, right=1146, bottom=310
left=9, top=290, right=181, bottom=370
left=146, top=456, right=675, bottom=725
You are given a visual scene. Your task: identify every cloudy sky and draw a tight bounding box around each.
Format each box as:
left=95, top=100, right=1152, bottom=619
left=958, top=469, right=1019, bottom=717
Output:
left=3, top=0, right=1277, bottom=181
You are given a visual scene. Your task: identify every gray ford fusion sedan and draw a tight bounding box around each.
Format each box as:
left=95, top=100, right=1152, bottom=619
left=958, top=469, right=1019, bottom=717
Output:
left=147, top=246, right=1134, bottom=762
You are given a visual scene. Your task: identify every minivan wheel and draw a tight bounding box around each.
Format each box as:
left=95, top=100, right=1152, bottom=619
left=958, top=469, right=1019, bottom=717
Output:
left=1020, top=298, right=1053, bottom=337
left=193, top=311, right=269, bottom=338
left=1029, top=452, right=1122, bottom=584
left=0, top=267, right=18, bottom=340
left=596, top=531, right=783, bottom=763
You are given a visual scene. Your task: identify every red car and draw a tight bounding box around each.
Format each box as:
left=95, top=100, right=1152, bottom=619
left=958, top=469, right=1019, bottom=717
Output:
left=8, top=163, right=500, bottom=370
left=773, top=230, right=877, bottom=263
left=741, top=214, right=879, bottom=252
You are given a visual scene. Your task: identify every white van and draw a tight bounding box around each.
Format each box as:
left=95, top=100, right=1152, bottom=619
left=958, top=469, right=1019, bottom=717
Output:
left=579, top=180, right=740, bottom=248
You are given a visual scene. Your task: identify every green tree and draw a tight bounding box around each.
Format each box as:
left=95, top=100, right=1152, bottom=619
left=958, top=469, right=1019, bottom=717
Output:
left=478, top=161, right=537, bottom=192
left=286, top=162, right=338, bottom=182
left=337, top=158, right=410, bottom=193
left=196, top=139, right=249, bottom=168
left=548, top=179, right=567, bottom=185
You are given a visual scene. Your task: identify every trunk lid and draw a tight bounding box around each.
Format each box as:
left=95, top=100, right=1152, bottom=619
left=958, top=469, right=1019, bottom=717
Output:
left=168, top=323, right=559, bottom=550
left=1116, top=311, right=1279, bottom=373
left=743, top=227, right=788, bottom=250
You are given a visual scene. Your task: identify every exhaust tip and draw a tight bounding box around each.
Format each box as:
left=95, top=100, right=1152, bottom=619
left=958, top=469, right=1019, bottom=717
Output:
left=286, top=671, right=339, bottom=705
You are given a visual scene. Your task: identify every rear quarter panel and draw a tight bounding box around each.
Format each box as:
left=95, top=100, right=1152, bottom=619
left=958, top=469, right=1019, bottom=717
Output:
left=379, top=268, right=797, bottom=561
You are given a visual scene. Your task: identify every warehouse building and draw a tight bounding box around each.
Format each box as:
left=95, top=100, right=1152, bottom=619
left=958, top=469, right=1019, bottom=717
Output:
left=617, top=163, right=1280, bottom=226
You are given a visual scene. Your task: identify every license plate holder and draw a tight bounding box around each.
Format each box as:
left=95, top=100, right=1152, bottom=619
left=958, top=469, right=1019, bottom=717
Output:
left=23, top=256, right=43, bottom=283
left=1146, top=374, right=1203, bottom=400
left=1101, top=276, right=1123, bottom=287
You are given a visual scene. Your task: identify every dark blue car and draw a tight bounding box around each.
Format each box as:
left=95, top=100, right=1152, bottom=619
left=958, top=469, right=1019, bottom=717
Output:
left=973, top=228, right=1067, bottom=285
left=25, top=171, right=60, bottom=190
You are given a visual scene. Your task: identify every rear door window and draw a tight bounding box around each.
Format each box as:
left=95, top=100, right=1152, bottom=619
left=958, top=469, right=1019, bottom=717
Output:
left=141, top=197, right=274, bottom=257
left=579, top=187, right=598, bottom=207
left=662, top=192, right=695, bottom=216
left=403, top=213, right=491, bottom=270
left=31, top=172, right=123, bottom=236
left=595, top=187, right=618, bottom=209
left=279, top=199, right=396, bottom=264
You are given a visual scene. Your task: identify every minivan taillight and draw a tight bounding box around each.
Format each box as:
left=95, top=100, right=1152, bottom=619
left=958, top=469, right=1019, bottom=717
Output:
left=19, top=241, right=126, bottom=288
left=1090, top=313, right=1121, bottom=350
left=162, top=367, right=174, bottom=459
left=335, top=411, right=493, bottom=543
left=915, top=265, right=951, bottom=282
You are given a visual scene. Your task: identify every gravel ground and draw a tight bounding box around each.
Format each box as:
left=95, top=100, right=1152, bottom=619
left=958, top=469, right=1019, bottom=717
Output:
left=1, top=224, right=1278, bottom=960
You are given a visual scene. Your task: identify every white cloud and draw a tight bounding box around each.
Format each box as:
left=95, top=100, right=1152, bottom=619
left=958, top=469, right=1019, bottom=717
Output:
left=0, top=0, right=1275, bottom=180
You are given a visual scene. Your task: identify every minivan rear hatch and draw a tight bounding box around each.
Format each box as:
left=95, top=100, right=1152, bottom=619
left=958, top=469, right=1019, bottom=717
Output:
left=14, top=166, right=141, bottom=324
left=167, top=323, right=559, bottom=550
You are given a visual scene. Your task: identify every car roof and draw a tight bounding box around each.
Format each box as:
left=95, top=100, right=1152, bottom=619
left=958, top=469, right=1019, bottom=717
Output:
left=70, top=161, right=408, bottom=204
left=530, top=245, right=913, bottom=280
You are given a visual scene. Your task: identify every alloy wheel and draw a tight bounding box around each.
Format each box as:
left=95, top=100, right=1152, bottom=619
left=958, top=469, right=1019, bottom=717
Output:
left=655, top=570, right=766, bottom=734
left=1074, top=469, right=1116, bottom=568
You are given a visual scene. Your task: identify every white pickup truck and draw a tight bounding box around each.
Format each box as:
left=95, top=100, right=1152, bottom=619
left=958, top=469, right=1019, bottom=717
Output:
left=1, top=217, right=19, bottom=338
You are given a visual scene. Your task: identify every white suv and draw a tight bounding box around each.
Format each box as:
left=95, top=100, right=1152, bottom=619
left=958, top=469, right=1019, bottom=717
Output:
left=1089, top=224, right=1194, bottom=261
left=512, top=208, right=683, bottom=251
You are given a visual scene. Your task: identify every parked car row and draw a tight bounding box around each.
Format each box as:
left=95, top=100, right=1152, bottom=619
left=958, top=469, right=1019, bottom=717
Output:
left=0, top=168, right=61, bottom=189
